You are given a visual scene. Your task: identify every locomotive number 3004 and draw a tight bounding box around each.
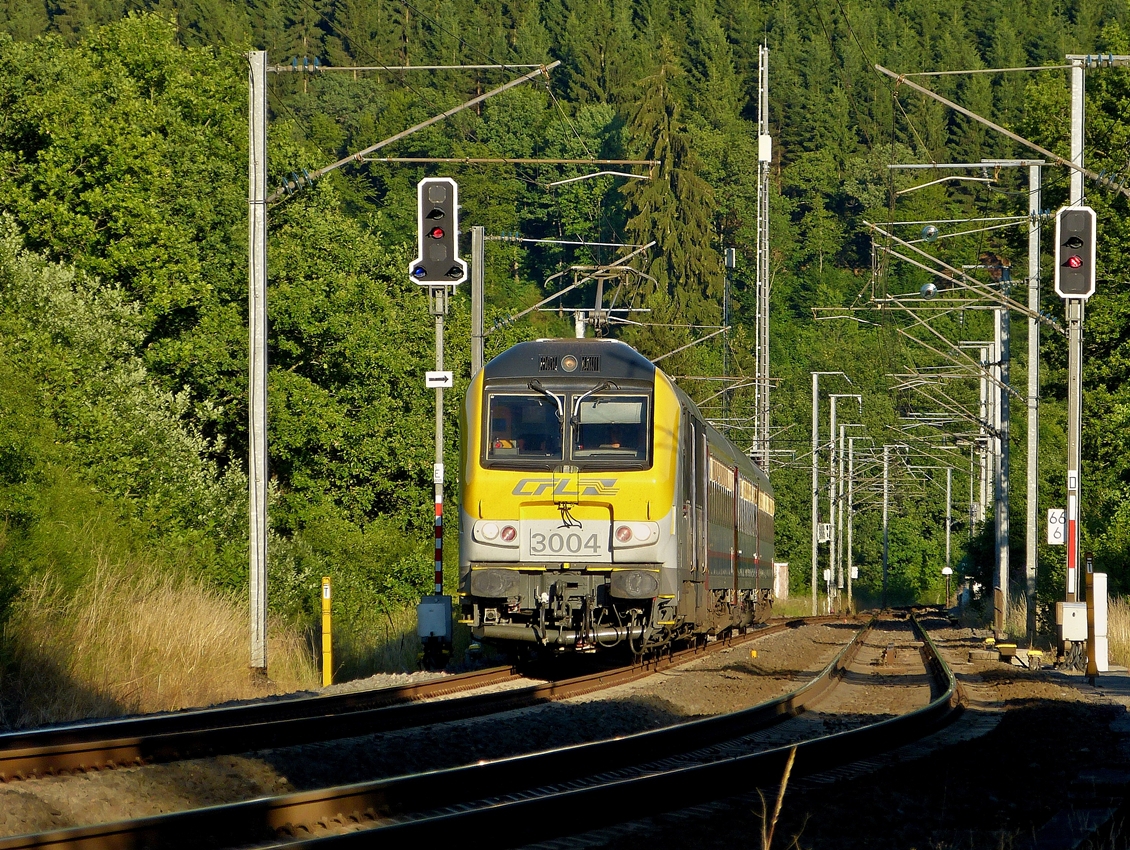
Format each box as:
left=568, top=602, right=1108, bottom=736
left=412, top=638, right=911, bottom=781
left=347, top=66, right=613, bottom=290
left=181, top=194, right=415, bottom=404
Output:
left=529, top=531, right=603, bottom=556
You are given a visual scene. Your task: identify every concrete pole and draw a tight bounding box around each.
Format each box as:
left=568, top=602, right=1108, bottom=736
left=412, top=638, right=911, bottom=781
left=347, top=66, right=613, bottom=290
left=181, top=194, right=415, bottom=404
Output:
left=723, top=248, right=734, bottom=436
left=847, top=436, right=857, bottom=611
left=811, top=374, right=820, bottom=615
left=837, top=424, right=846, bottom=598
left=247, top=50, right=269, bottom=676
left=946, top=465, right=952, bottom=578
left=828, top=397, right=839, bottom=614
left=1066, top=300, right=1082, bottom=603
left=882, top=444, right=890, bottom=608
left=1071, top=59, right=1085, bottom=203
left=969, top=441, right=976, bottom=539
left=1026, top=165, right=1041, bottom=641
left=993, top=304, right=1011, bottom=636
left=471, top=225, right=484, bottom=377
left=1065, top=58, right=1085, bottom=606
left=979, top=347, right=990, bottom=523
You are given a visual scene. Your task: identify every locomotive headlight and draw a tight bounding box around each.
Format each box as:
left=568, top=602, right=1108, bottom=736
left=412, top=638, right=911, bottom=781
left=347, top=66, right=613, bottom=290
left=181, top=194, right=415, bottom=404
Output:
left=612, top=522, right=659, bottom=547
left=474, top=521, right=518, bottom=547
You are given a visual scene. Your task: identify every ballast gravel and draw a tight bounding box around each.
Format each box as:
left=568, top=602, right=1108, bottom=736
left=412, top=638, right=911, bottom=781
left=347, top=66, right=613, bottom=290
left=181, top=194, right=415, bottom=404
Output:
left=586, top=614, right=1130, bottom=850
left=0, top=620, right=854, bottom=838
left=20, top=614, right=1104, bottom=849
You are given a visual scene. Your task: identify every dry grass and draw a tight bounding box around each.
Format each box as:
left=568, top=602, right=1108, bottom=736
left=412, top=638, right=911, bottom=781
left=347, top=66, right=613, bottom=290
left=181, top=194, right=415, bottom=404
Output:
left=1107, top=597, right=1130, bottom=669
left=331, top=606, right=423, bottom=680
left=0, top=561, right=319, bottom=729
left=1004, top=593, right=1028, bottom=638
left=772, top=596, right=820, bottom=618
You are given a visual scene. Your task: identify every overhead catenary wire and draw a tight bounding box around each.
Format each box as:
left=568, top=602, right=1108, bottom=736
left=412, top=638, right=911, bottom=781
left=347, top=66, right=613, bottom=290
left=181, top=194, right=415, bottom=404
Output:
left=284, top=0, right=577, bottom=205
left=396, top=0, right=598, bottom=159
left=902, top=64, right=1073, bottom=76
left=270, top=63, right=545, bottom=72
left=267, top=62, right=560, bottom=202
left=876, top=63, right=1130, bottom=200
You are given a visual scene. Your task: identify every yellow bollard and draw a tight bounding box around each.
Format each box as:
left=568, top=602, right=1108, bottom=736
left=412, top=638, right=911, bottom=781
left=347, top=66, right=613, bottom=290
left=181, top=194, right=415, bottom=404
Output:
left=321, top=576, right=333, bottom=687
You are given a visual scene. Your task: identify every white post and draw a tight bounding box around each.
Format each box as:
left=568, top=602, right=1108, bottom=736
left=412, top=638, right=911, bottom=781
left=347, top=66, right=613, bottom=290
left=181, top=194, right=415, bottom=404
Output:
left=434, top=287, right=446, bottom=595
left=248, top=50, right=269, bottom=676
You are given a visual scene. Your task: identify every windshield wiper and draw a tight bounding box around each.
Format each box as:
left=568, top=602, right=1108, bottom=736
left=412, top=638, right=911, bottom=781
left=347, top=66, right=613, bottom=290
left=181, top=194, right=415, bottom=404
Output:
left=527, top=380, right=565, bottom=421
left=570, top=380, right=620, bottom=426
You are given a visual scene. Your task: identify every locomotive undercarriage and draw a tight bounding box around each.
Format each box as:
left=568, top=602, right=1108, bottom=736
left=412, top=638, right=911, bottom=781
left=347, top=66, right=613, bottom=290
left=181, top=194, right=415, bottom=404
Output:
left=465, top=566, right=771, bottom=654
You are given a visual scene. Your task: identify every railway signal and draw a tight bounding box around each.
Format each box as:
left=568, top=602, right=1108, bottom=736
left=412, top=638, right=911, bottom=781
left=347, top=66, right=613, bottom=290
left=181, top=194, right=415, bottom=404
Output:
left=410, top=177, right=468, bottom=285
left=1054, top=205, right=1096, bottom=299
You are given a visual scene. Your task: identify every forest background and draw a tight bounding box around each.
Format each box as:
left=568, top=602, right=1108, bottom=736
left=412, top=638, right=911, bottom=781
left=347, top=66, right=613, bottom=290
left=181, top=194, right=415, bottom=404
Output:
left=0, top=0, right=1128, bottom=722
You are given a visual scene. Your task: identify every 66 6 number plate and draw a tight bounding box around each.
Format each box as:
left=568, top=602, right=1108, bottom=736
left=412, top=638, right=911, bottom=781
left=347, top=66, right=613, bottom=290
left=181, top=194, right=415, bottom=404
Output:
left=520, top=520, right=609, bottom=562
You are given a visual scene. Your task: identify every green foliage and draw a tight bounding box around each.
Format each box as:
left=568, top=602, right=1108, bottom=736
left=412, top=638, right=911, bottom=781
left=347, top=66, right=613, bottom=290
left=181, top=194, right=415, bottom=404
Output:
left=0, top=219, right=247, bottom=611
left=0, top=0, right=1129, bottom=658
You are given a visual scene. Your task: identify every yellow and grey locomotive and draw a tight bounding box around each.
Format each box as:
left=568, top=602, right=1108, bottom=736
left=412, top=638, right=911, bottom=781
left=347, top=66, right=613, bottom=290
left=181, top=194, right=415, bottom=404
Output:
left=459, top=338, right=774, bottom=653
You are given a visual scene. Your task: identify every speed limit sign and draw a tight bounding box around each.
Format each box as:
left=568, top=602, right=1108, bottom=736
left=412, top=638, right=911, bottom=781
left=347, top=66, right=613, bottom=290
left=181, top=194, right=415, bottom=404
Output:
left=1047, top=508, right=1066, bottom=545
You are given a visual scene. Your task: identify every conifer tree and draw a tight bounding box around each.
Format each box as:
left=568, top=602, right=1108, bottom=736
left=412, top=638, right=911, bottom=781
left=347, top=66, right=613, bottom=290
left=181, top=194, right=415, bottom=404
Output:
left=0, top=0, right=49, bottom=40
left=621, top=37, right=718, bottom=328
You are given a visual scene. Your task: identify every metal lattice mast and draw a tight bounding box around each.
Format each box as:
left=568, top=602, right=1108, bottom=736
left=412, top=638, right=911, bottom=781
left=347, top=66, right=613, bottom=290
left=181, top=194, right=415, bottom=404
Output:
left=756, top=45, right=771, bottom=468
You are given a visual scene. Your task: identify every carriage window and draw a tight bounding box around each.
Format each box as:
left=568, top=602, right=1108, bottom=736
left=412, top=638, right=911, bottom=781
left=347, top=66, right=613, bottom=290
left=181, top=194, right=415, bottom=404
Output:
left=486, top=395, right=563, bottom=461
left=571, top=396, right=649, bottom=461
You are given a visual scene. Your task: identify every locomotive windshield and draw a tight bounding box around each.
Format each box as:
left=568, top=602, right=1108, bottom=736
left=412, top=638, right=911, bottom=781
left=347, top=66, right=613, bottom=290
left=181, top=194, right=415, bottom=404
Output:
left=571, top=396, right=649, bottom=461
left=486, top=395, right=564, bottom=462
left=483, top=389, right=652, bottom=470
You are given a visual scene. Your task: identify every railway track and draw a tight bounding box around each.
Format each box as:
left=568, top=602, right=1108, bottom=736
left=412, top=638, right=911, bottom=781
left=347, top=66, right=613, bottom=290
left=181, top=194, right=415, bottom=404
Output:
left=0, top=613, right=958, bottom=850
left=0, top=616, right=842, bottom=783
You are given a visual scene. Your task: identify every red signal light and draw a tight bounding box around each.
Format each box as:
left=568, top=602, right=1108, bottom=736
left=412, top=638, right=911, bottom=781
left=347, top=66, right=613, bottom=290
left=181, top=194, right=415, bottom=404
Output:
left=1067, top=255, right=1083, bottom=269
left=429, top=226, right=445, bottom=239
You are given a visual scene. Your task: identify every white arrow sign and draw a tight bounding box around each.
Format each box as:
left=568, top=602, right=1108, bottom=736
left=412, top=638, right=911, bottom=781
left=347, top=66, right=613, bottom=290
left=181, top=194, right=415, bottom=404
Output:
left=426, top=371, right=454, bottom=388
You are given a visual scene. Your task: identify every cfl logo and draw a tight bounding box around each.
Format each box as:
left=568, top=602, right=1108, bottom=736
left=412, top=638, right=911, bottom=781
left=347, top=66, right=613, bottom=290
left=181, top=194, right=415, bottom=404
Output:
left=512, top=478, right=620, bottom=497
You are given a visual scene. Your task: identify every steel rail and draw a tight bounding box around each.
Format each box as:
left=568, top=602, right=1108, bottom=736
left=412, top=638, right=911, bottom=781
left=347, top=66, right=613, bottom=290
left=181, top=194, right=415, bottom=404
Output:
left=0, top=665, right=522, bottom=781
left=0, top=617, right=843, bottom=783
left=323, top=614, right=960, bottom=849
left=0, top=617, right=871, bottom=850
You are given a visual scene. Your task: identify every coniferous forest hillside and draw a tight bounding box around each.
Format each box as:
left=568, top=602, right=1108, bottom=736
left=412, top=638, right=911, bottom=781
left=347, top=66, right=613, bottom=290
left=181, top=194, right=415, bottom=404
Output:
left=0, top=0, right=1129, bottom=695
